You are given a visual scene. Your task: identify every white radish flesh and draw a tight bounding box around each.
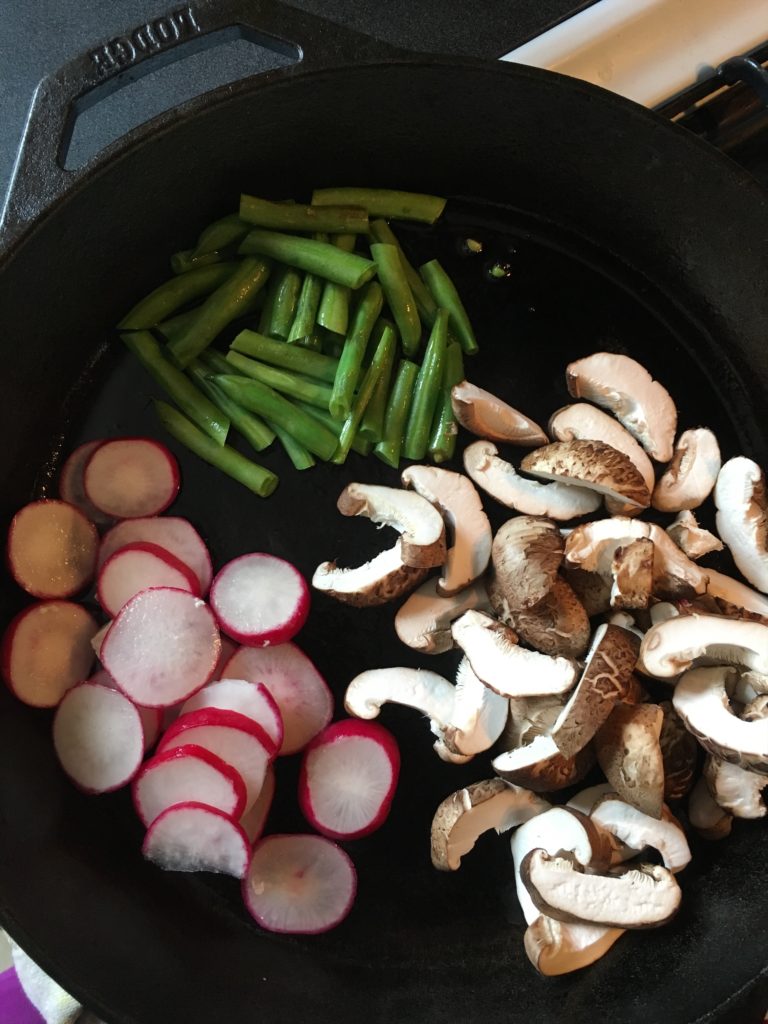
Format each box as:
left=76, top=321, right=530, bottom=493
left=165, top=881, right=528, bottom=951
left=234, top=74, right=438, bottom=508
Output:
left=299, top=719, right=400, bottom=840
left=53, top=682, right=144, bottom=793
left=101, top=587, right=220, bottom=707
left=58, top=440, right=112, bottom=526
left=240, top=764, right=275, bottom=844
left=223, top=643, right=332, bottom=755
left=2, top=601, right=97, bottom=707
left=143, top=801, right=249, bottom=878
left=242, top=834, right=356, bottom=934
left=157, top=707, right=275, bottom=807
left=97, top=541, right=201, bottom=617
left=84, top=437, right=180, bottom=518
left=7, top=500, right=98, bottom=598
left=210, top=553, right=309, bottom=647
left=132, top=744, right=247, bottom=827
left=90, top=668, right=163, bottom=751
left=181, top=678, right=284, bottom=751
left=98, top=517, right=212, bottom=594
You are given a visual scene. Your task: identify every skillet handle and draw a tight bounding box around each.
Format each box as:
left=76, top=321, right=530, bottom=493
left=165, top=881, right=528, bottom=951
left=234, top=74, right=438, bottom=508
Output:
left=0, top=0, right=407, bottom=252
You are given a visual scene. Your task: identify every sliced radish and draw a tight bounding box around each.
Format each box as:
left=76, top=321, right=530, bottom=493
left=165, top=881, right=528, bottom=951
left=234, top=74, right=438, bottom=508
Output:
left=243, top=834, right=356, bottom=934
left=132, top=744, right=247, bottom=827
left=99, top=517, right=212, bottom=594
left=240, top=763, right=275, bottom=844
left=143, top=801, right=249, bottom=878
left=53, top=682, right=144, bottom=793
left=7, top=500, right=98, bottom=598
left=2, top=601, right=97, bottom=707
left=91, top=668, right=163, bottom=752
left=224, top=643, right=332, bottom=755
left=158, top=707, right=276, bottom=807
left=181, top=678, right=284, bottom=751
left=210, top=554, right=309, bottom=647
left=59, top=440, right=112, bottom=526
left=84, top=438, right=180, bottom=519
left=101, top=587, right=220, bottom=707
left=298, top=720, right=400, bottom=840
left=97, top=541, right=201, bottom=617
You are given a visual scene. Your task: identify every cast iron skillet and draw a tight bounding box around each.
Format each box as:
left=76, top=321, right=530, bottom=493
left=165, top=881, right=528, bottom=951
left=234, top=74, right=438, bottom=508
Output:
left=0, top=1, right=767, bottom=1021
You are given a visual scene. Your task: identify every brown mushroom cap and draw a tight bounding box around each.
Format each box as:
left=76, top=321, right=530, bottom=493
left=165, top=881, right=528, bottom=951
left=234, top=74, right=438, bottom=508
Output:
left=493, top=734, right=595, bottom=792
left=521, top=440, right=651, bottom=509
left=489, top=575, right=591, bottom=659
left=610, top=538, right=654, bottom=610
left=489, top=516, right=564, bottom=612
left=561, top=565, right=613, bottom=617
left=594, top=702, right=665, bottom=818
left=312, top=541, right=429, bottom=606
left=658, top=700, right=698, bottom=800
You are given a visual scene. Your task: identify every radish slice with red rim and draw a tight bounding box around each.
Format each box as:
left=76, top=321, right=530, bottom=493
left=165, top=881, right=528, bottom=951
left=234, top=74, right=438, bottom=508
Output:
left=143, top=801, right=250, bottom=878
left=101, top=587, right=220, bottom=707
left=7, top=500, right=98, bottom=598
left=2, top=601, right=97, bottom=707
left=299, top=719, right=400, bottom=840
left=53, top=681, right=144, bottom=793
left=181, top=678, right=284, bottom=751
left=243, top=834, right=356, bottom=934
left=240, top=764, right=275, bottom=844
left=84, top=438, right=180, bottom=519
left=90, top=668, right=163, bottom=752
left=157, top=707, right=276, bottom=807
left=210, top=554, right=309, bottom=647
left=132, top=743, right=247, bottom=827
left=224, top=643, right=332, bottom=755
left=59, top=440, right=112, bottom=526
left=99, top=517, right=212, bottom=594
left=97, top=540, right=201, bottom=617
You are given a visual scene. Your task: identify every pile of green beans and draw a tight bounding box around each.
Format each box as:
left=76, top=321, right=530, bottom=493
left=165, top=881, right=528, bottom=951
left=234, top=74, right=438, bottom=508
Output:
left=118, top=187, right=478, bottom=496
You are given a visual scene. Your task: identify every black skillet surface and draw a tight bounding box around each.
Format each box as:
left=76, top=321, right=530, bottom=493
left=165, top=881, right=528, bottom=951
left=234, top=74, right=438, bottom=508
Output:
left=0, top=1, right=767, bottom=1021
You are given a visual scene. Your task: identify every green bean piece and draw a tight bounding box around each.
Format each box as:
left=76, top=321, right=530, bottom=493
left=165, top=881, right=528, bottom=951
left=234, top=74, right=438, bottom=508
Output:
left=428, top=342, right=465, bottom=464
left=225, top=351, right=333, bottom=410
left=121, top=331, right=229, bottom=445
left=154, top=400, right=277, bottom=498
left=297, top=332, right=323, bottom=351
left=317, top=233, right=356, bottom=336
left=188, top=360, right=275, bottom=452
left=419, top=259, right=478, bottom=355
left=119, top=263, right=239, bottom=329
left=333, top=324, right=396, bottom=464
left=230, top=330, right=339, bottom=382
left=238, top=228, right=376, bottom=289
left=369, top=242, right=422, bottom=356
left=170, top=249, right=230, bottom=275
left=167, top=257, right=272, bottom=367
left=240, top=195, right=369, bottom=234
left=193, top=214, right=250, bottom=257
left=261, top=265, right=302, bottom=340
left=213, top=376, right=339, bottom=461
left=374, top=359, right=419, bottom=468
left=266, top=420, right=316, bottom=471
left=403, top=309, right=449, bottom=461
left=155, top=307, right=201, bottom=343
left=359, top=323, right=396, bottom=443
left=311, top=187, right=446, bottom=224
left=288, top=271, right=324, bottom=344
left=329, top=281, right=384, bottom=420
left=369, top=219, right=437, bottom=325
left=295, top=402, right=371, bottom=458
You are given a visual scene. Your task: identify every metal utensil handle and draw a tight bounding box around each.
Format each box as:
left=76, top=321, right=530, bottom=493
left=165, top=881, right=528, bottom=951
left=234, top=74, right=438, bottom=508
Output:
left=0, top=0, right=404, bottom=251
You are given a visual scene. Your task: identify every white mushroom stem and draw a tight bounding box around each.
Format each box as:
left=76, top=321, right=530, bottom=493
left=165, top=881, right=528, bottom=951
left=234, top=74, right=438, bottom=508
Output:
left=548, top=403, right=655, bottom=493
left=394, top=576, right=491, bottom=654
left=463, top=441, right=601, bottom=521
left=714, top=457, right=768, bottom=593
left=336, top=482, right=446, bottom=568
left=590, top=797, right=691, bottom=873
left=440, top=658, right=508, bottom=758
left=639, top=614, right=768, bottom=678
left=703, top=755, right=767, bottom=819
left=652, top=428, right=721, bottom=512
left=524, top=916, right=624, bottom=976
left=344, top=667, right=456, bottom=732
left=450, top=381, right=548, bottom=446
left=687, top=777, right=733, bottom=840
left=706, top=567, right=768, bottom=619
left=666, top=510, right=723, bottom=560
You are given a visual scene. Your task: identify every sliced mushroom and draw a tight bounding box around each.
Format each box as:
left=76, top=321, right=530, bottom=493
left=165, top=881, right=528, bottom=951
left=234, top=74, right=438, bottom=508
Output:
left=313, top=540, right=430, bottom=606
left=550, top=624, right=640, bottom=758
left=561, top=565, right=612, bottom=617
left=649, top=602, right=680, bottom=626
left=489, top=575, right=590, bottom=659
left=524, top=916, right=624, bottom=976
left=521, top=850, right=681, bottom=929
left=714, top=456, right=768, bottom=593
left=463, top=441, right=601, bottom=521
left=566, top=783, right=616, bottom=816
left=492, top=733, right=595, bottom=792
left=652, top=428, right=721, bottom=512
left=610, top=538, right=654, bottom=610
left=730, top=670, right=768, bottom=706
left=703, top=754, right=767, bottom=819
left=590, top=797, right=691, bottom=874
left=394, top=576, right=491, bottom=654
left=344, top=667, right=455, bottom=733
left=639, top=614, right=768, bottom=678
left=439, top=658, right=509, bottom=759
left=430, top=779, right=550, bottom=870
left=450, top=381, right=548, bottom=447
left=666, top=510, right=723, bottom=560
left=687, top=776, right=733, bottom=840
left=673, top=666, right=768, bottom=773
left=488, top=516, right=564, bottom=612
left=565, top=352, right=677, bottom=462
left=658, top=700, right=698, bottom=800
left=743, top=693, right=768, bottom=720
left=520, top=440, right=651, bottom=510
left=336, top=483, right=446, bottom=569
left=593, top=703, right=665, bottom=818
left=504, top=695, right=566, bottom=749
left=706, top=567, right=768, bottom=621
left=608, top=611, right=645, bottom=640
left=451, top=610, right=578, bottom=698
left=400, top=466, right=491, bottom=595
